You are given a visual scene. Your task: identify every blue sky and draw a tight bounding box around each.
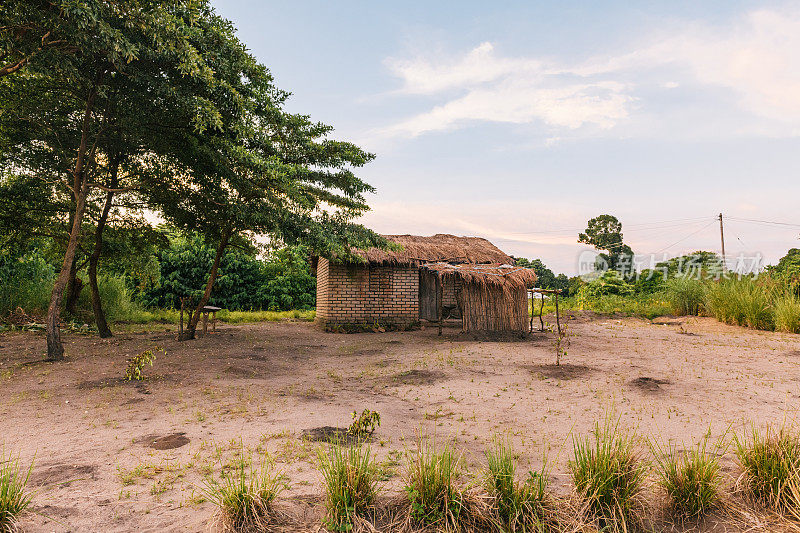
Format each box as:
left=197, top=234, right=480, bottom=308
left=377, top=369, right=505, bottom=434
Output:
left=213, top=1, right=800, bottom=274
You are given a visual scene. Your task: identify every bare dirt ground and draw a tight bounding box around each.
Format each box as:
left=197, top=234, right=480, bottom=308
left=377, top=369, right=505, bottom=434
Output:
left=2, top=313, right=800, bottom=532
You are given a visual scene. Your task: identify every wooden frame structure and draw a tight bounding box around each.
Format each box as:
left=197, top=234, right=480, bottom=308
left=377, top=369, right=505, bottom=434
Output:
left=528, top=288, right=563, bottom=335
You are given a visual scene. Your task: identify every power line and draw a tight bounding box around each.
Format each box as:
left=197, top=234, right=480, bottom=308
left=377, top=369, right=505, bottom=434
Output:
left=653, top=220, right=717, bottom=254
left=508, top=216, right=716, bottom=235
left=727, top=217, right=800, bottom=229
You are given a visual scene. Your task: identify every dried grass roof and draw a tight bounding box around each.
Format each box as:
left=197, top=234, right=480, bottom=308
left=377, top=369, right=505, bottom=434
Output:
left=356, top=234, right=515, bottom=266
left=422, top=262, right=537, bottom=289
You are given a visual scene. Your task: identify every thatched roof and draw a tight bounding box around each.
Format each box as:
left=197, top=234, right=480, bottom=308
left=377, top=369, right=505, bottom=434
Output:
left=356, top=234, right=514, bottom=266
left=422, top=262, right=537, bottom=289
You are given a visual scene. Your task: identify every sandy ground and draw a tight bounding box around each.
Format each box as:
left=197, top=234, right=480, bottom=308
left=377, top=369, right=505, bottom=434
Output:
left=2, top=313, right=800, bottom=532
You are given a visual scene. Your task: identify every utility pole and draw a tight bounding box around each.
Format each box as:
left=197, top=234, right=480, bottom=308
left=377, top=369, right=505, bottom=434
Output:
left=718, top=213, right=727, bottom=273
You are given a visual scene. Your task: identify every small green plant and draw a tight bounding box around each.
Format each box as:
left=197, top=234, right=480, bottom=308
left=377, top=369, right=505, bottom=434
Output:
left=405, top=440, right=463, bottom=528
left=651, top=433, right=724, bottom=519
left=348, top=409, right=381, bottom=440
left=200, top=450, right=286, bottom=532
left=318, top=442, right=380, bottom=531
left=124, top=347, right=162, bottom=381
left=570, top=415, right=647, bottom=530
left=0, top=449, right=33, bottom=533
left=547, top=322, right=570, bottom=366
left=734, top=423, right=800, bottom=518
left=485, top=437, right=549, bottom=531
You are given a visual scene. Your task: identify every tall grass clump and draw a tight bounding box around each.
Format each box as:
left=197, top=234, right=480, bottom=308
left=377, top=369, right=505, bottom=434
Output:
left=405, top=440, right=463, bottom=528
left=76, top=274, right=144, bottom=322
left=734, top=424, right=800, bottom=518
left=705, top=277, right=775, bottom=330
left=651, top=435, right=723, bottom=520
left=0, top=450, right=33, bottom=533
left=485, top=437, right=549, bottom=531
left=774, top=293, right=800, bottom=334
left=201, top=451, right=286, bottom=532
left=663, top=276, right=706, bottom=316
left=570, top=416, right=647, bottom=530
left=318, top=442, right=380, bottom=531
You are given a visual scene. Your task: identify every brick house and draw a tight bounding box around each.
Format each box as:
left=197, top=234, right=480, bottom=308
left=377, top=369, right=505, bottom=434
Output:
left=314, top=234, right=536, bottom=332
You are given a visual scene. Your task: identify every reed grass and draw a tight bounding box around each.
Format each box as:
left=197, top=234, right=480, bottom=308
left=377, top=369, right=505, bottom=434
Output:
left=774, top=293, right=800, bottom=334
left=404, top=440, right=463, bottom=528
left=200, top=451, right=286, bottom=532
left=651, top=434, right=723, bottom=519
left=485, top=437, right=549, bottom=531
left=734, top=424, right=800, bottom=519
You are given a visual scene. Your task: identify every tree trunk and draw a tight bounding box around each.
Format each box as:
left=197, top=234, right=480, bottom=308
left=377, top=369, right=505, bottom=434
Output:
left=88, top=170, right=116, bottom=338
left=45, top=79, right=100, bottom=361
left=180, top=229, right=231, bottom=341
left=65, top=263, right=82, bottom=315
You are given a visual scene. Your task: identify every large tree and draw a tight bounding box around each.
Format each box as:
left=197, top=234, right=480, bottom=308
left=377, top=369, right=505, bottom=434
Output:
left=578, top=214, right=634, bottom=274
left=138, top=10, right=386, bottom=339
left=1, top=0, right=219, bottom=359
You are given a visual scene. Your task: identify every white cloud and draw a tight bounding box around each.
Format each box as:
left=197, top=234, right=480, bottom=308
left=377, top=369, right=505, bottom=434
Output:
left=380, top=8, right=800, bottom=139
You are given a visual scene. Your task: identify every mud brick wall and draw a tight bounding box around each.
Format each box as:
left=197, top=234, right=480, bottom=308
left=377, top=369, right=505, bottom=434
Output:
left=315, top=258, right=419, bottom=326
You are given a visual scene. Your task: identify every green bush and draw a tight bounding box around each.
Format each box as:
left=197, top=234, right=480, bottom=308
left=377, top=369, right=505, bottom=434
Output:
left=0, top=250, right=54, bottom=316
left=663, top=276, right=706, bottom=316
left=318, top=443, right=380, bottom=531
left=577, top=271, right=633, bottom=301
left=570, top=416, right=647, bottom=530
left=141, top=235, right=315, bottom=311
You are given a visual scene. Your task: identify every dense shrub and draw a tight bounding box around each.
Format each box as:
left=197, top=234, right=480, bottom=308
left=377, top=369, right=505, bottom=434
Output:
left=577, top=271, right=634, bottom=300
left=0, top=250, right=54, bottom=316
left=141, top=235, right=315, bottom=311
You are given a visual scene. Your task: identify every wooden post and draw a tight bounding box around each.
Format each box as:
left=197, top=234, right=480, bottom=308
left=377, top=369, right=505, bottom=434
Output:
left=539, top=293, right=545, bottom=332
left=202, top=310, right=208, bottom=336
left=529, top=290, right=534, bottom=333
left=437, top=274, right=443, bottom=336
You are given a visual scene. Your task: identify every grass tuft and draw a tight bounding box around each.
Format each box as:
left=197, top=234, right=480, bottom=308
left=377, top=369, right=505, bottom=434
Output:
left=734, top=423, right=800, bottom=519
left=570, top=415, right=647, bottom=531
left=317, top=442, right=380, bottom=531
left=0, top=450, right=33, bottom=533
left=651, top=434, right=723, bottom=520
left=485, top=436, right=549, bottom=531
left=404, top=439, right=463, bottom=528
left=201, top=449, right=286, bottom=532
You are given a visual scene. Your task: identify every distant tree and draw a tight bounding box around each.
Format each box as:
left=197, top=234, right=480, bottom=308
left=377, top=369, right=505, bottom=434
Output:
left=578, top=215, right=634, bottom=273
left=515, top=257, right=571, bottom=294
